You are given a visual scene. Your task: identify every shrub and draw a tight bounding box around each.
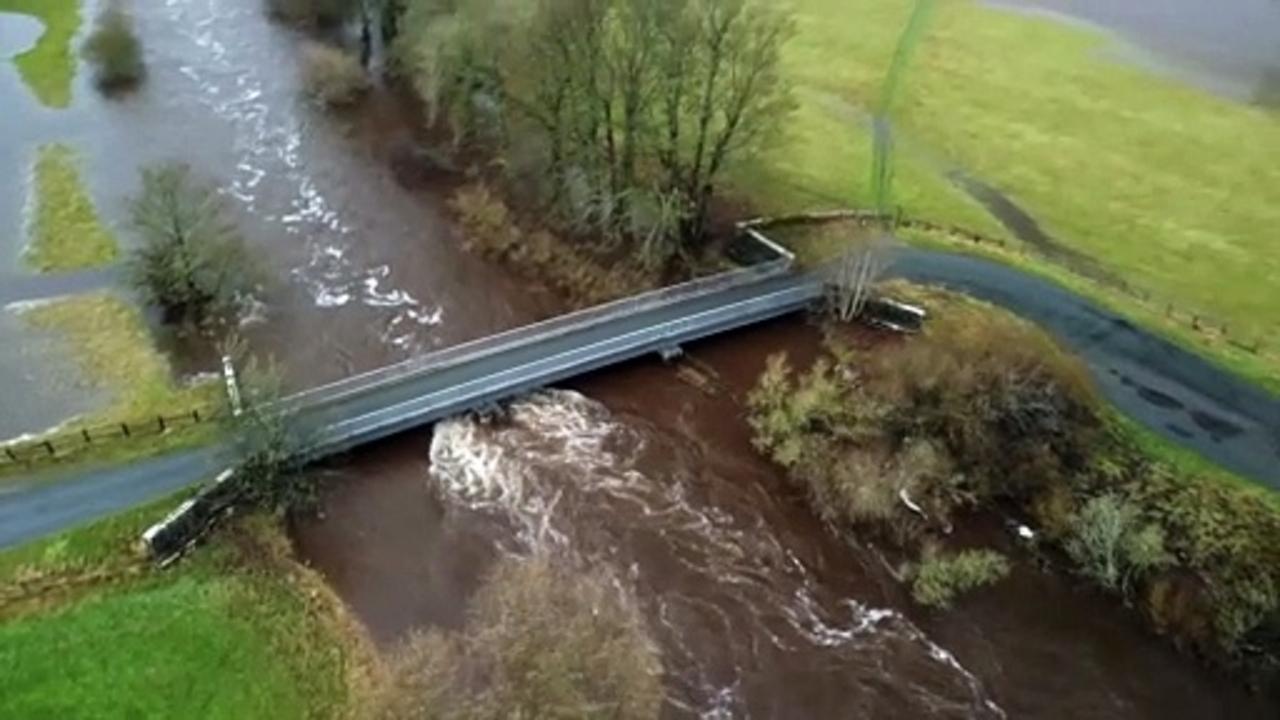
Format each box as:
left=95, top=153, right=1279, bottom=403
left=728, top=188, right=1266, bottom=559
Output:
left=1065, top=493, right=1170, bottom=594
left=300, top=42, right=370, bottom=107
left=219, top=338, right=317, bottom=514
left=747, top=352, right=962, bottom=537
left=1123, top=464, right=1280, bottom=651
left=82, top=6, right=145, bottom=90
left=126, top=163, right=262, bottom=328
left=911, top=547, right=1011, bottom=609
left=746, top=353, right=850, bottom=469
left=367, top=554, right=662, bottom=720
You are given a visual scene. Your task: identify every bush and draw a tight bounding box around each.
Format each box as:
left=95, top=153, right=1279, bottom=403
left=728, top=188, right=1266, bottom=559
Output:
left=81, top=7, right=145, bottom=90
left=300, top=42, right=370, bottom=107
left=1065, top=493, right=1170, bottom=594
left=1123, top=464, right=1280, bottom=651
left=367, top=555, right=662, bottom=720
left=911, top=547, right=1011, bottom=609
left=747, top=280, right=1280, bottom=671
left=219, top=338, right=317, bottom=514
left=747, top=352, right=962, bottom=537
left=126, top=163, right=262, bottom=328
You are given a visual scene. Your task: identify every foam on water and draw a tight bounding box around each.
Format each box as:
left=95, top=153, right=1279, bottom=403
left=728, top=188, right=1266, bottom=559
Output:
left=429, top=389, right=1004, bottom=718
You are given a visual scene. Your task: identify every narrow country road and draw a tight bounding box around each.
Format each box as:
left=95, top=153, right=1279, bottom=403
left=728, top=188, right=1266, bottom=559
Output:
left=893, top=246, right=1280, bottom=482
left=1, top=248, right=1278, bottom=550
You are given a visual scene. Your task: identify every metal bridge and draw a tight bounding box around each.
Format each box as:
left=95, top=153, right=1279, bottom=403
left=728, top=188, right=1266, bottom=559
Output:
left=284, top=255, right=822, bottom=461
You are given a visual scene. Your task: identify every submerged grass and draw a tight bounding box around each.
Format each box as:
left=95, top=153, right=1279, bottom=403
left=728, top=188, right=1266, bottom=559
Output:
left=743, top=0, right=1280, bottom=389
left=0, top=0, right=81, bottom=108
left=24, top=143, right=120, bottom=273
left=0, top=506, right=368, bottom=720
left=1, top=293, right=220, bottom=480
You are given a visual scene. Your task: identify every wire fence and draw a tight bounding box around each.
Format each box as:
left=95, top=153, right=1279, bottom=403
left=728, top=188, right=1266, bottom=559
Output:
left=0, top=405, right=225, bottom=468
left=753, top=208, right=1272, bottom=359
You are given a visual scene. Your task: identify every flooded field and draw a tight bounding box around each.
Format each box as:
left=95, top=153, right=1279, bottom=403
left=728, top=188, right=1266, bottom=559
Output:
left=3, top=0, right=1277, bottom=716
left=991, top=0, right=1280, bottom=102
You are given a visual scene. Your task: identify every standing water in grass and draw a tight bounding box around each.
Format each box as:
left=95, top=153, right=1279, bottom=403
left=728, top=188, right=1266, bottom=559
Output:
left=989, top=0, right=1280, bottom=103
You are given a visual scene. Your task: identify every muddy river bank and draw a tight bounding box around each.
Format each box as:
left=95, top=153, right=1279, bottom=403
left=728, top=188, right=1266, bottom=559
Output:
left=3, top=0, right=1277, bottom=716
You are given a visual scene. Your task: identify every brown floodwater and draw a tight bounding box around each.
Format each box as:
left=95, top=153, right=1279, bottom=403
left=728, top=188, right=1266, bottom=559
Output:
left=4, top=0, right=1275, bottom=716
left=295, top=322, right=1277, bottom=720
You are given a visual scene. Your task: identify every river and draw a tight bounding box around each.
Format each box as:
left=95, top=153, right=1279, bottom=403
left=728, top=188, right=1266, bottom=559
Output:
left=2, top=0, right=1276, bottom=716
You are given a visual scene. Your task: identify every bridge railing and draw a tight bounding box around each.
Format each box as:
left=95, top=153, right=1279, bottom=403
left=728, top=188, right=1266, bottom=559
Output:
left=286, top=253, right=793, bottom=413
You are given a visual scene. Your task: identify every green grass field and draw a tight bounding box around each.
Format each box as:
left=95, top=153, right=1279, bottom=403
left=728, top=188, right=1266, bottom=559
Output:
left=1, top=294, right=219, bottom=480
left=0, top=0, right=81, bottom=108
left=736, top=0, right=1280, bottom=391
left=0, top=505, right=364, bottom=720
left=24, top=144, right=120, bottom=272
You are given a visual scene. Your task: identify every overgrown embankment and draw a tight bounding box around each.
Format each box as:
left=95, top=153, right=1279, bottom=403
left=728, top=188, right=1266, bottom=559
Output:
left=747, top=281, right=1280, bottom=681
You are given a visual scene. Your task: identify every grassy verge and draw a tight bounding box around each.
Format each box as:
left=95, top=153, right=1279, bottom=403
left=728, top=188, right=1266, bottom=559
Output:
left=778, top=218, right=1280, bottom=394
left=0, top=0, right=81, bottom=108
left=0, top=502, right=372, bottom=719
left=1, top=293, right=220, bottom=480
left=747, top=281, right=1280, bottom=673
left=737, top=0, right=1280, bottom=390
left=23, top=143, right=120, bottom=273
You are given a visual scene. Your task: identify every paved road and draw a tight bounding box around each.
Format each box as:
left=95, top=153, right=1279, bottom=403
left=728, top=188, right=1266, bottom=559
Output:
left=1, top=249, right=1277, bottom=550
left=892, top=247, right=1280, bottom=482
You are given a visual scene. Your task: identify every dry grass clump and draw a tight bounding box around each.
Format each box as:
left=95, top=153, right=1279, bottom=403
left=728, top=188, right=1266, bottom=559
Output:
left=367, top=554, right=662, bottom=720
left=451, top=184, right=656, bottom=306
left=301, top=41, right=370, bottom=107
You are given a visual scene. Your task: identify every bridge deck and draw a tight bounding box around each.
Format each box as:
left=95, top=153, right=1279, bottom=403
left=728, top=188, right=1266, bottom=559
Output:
left=289, top=264, right=823, bottom=458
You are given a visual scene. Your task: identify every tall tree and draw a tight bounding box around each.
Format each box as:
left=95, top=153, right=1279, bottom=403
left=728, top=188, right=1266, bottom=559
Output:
left=397, top=0, right=793, bottom=254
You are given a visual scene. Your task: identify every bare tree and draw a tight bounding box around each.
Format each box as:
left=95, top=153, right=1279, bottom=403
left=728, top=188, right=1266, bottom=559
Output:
left=830, top=232, right=890, bottom=322
left=397, top=0, right=793, bottom=253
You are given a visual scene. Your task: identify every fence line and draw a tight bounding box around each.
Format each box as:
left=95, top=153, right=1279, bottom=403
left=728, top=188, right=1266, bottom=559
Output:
left=753, top=207, right=1271, bottom=358
left=0, top=405, right=224, bottom=468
